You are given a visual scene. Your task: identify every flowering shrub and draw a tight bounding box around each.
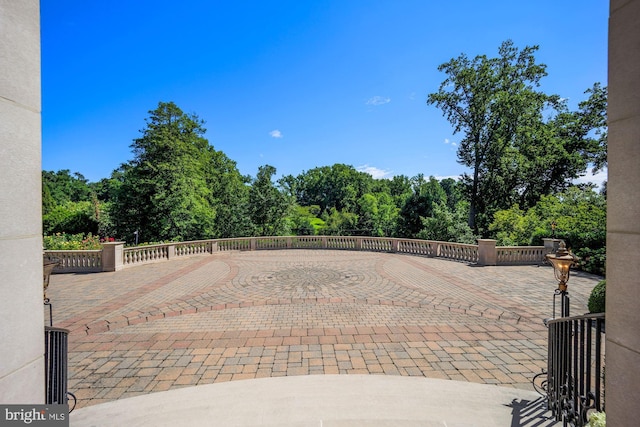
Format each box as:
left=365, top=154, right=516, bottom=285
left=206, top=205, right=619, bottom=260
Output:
left=43, top=233, right=103, bottom=250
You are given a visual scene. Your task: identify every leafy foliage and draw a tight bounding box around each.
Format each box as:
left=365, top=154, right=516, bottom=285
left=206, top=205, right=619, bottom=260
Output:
left=109, top=102, right=252, bottom=243
left=428, top=40, right=607, bottom=235
left=489, top=186, right=606, bottom=274
left=248, top=165, right=292, bottom=236
left=418, top=202, right=476, bottom=243
left=41, top=81, right=606, bottom=260
left=43, top=201, right=99, bottom=235
left=588, top=280, right=606, bottom=313
left=43, top=233, right=103, bottom=250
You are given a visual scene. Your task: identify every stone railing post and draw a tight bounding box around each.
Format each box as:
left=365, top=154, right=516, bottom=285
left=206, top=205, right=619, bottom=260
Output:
left=477, top=239, right=497, bottom=266
left=543, top=238, right=560, bottom=254
left=322, top=236, right=327, bottom=248
left=391, top=239, right=399, bottom=252
left=355, top=237, right=362, bottom=251
left=167, top=244, right=176, bottom=259
left=286, top=237, right=292, bottom=249
left=250, top=238, right=256, bottom=251
left=102, top=242, right=125, bottom=272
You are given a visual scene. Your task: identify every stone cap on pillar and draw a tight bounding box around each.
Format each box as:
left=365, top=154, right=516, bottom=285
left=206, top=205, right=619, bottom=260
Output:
left=102, top=241, right=125, bottom=271
left=477, top=239, right=497, bottom=266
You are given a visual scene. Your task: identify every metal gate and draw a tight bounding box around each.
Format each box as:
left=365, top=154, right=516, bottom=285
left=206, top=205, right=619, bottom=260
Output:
left=44, top=326, right=76, bottom=411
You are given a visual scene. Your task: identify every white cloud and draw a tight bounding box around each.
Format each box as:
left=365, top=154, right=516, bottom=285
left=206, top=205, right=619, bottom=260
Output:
left=573, top=168, right=608, bottom=189
left=365, top=96, right=391, bottom=106
left=433, top=175, right=461, bottom=181
left=357, top=165, right=393, bottom=179
left=444, top=138, right=457, bottom=148
left=269, top=129, right=283, bottom=138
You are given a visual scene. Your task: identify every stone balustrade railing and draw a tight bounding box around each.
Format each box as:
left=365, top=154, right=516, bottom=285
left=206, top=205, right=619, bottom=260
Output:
left=496, top=246, right=547, bottom=265
left=44, top=236, right=559, bottom=273
left=44, top=250, right=102, bottom=273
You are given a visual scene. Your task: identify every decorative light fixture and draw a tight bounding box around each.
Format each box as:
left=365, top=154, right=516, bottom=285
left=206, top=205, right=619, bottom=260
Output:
left=545, top=241, right=578, bottom=318
left=545, top=241, right=577, bottom=292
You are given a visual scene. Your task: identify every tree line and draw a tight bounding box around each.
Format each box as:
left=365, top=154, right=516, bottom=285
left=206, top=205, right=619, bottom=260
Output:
left=42, top=41, right=607, bottom=275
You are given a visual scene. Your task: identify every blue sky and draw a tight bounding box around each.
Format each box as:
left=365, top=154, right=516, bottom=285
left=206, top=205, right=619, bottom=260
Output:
left=41, top=1, right=608, bottom=184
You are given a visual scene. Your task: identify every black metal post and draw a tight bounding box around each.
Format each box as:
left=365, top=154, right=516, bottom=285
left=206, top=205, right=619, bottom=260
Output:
left=560, top=290, right=570, bottom=318
left=44, top=299, right=53, bottom=327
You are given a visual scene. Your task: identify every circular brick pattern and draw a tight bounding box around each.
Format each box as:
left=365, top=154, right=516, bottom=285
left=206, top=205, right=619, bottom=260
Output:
left=49, top=249, right=602, bottom=410
left=251, top=265, right=363, bottom=295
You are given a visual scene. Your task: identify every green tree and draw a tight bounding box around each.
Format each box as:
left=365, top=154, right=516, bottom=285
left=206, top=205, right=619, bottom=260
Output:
left=396, top=175, right=446, bottom=237
left=439, top=178, right=463, bottom=211
left=428, top=41, right=606, bottom=235
left=512, top=84, right=608, bottom=210
left=42, top=169, right=104, bottom=235
left=207, top=149, right=253, bottom=238
left=289, top=205, right=325, bottom=235
left=357, top=192, right=398, bottom=237
left=111, top=102, right=216, bottom=242
left=295, top=164, right=374, bottom=213
left=428, top=41, right=552, bottom=233
left=321, top=208, right=359, bottom=235
left=387, top=175, right=413, bottom=209
left=248, top=165, right=292, bottom=236
left=42, top=170, right=93, bottom=205
left=489, top=186, right=606, bottom=274
left=43, top=201, right=99, bottom=235
left=417, top=201, right=476, bottom=244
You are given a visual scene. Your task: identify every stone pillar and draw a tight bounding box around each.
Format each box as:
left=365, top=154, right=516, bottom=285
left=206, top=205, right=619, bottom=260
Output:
left=0, top=0, right=44, bottom=403
left=166, top=244, right=176, bottom=259
left=102, top=242, right=125, bottom=271
left=477, top=239, right=497, bottom=266
left=542, top=238, right=560, bottom=254
left=250, top=238, right=256, bottom=251
left=607, top=1, right=640, bottom=424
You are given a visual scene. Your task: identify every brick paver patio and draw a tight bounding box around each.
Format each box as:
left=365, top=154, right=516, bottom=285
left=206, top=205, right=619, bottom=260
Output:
left=45, top=249, right=601, bottom=409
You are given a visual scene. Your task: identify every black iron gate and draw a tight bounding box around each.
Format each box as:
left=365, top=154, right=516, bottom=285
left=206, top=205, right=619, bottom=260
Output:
left=543, top=313, right=605, bottom=426
left=44, top=326, right=76, bottom=411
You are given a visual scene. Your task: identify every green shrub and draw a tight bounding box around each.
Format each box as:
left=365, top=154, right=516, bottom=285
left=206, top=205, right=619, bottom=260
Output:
left=574, top=247, right=606, bottom=276
left=588, top=280, right=606, bottom=313
left=43, top=233, right=103, bottom=250
left=588, top=411, right=606, bottom=427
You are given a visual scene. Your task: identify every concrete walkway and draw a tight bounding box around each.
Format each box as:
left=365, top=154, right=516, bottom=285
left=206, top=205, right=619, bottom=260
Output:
left=70, top=375, right=556, bottom=426
left=45, top=249, right=601, bottom=425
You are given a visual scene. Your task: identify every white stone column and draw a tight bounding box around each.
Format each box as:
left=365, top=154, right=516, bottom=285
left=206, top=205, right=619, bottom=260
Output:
left=0, top=0, right=44, bottom=403
left=607, top=1, right=640, bottom=424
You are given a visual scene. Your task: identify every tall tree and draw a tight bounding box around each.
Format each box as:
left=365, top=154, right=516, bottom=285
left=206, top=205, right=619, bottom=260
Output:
left=396, top=175, right=446, bottom=238
left=248, top=165, right=292, bottom=236
left=294, top=164, right=374, bottom=213
left=428, top=41, right=606, bottom=234
left=206, top=148, right=253, bottom=238
left=112, top=102, right=216, bottom=242
left=428, top=40, right=552, bottom=233
left=42, top=170, right=93, bottom=206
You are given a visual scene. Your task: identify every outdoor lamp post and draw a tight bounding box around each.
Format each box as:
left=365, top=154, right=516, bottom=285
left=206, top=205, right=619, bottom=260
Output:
left=545, top=241, right=578, bottom=318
